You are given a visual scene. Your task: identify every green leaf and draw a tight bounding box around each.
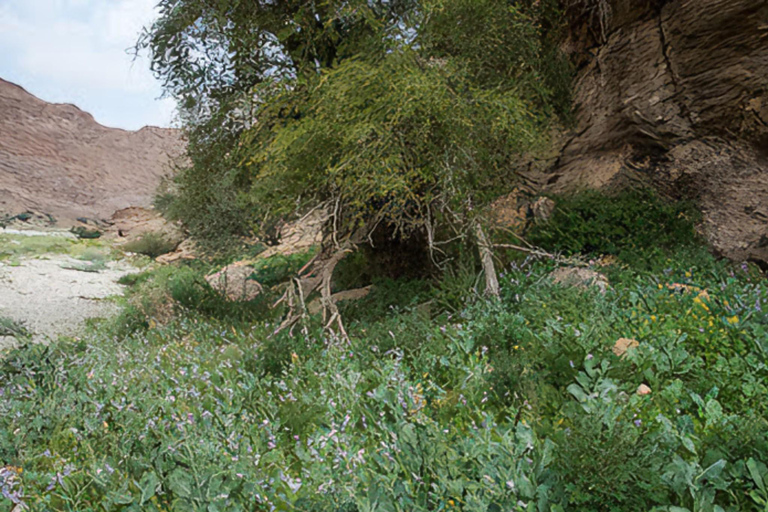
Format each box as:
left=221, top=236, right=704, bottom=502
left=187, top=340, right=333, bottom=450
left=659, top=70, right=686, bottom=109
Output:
left=747, top=458, right=767, bottom=494
left=168, top=469, right=194, bottom=499
left=139, top=471, right=160, bottom=505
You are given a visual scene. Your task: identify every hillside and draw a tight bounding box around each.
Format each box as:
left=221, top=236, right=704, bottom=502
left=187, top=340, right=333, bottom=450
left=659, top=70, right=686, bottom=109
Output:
left=0, top=78, right=183, bottom=224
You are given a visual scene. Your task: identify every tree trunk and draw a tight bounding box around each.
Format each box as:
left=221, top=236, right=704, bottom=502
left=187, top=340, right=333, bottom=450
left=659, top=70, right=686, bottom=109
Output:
left=474, top=223, right=500, bottom=298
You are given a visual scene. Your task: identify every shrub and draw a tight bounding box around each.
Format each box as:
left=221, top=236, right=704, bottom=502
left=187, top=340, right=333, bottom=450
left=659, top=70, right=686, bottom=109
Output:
left=0, top=316, right=30, bottom=339
left=528, top=189, right=701, bottom=267
left=249, top=250, right=317, bottom=289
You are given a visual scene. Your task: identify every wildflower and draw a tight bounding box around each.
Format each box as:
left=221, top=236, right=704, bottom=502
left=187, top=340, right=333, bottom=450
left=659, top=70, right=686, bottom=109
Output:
left=586, top=354, right=593, bottom=360
left=634, top=419, right=642, bottom=427
left=727, top=315, right=739, bottom=325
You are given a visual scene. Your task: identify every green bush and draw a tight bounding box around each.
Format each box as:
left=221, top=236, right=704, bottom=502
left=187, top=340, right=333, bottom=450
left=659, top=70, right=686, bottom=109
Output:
left=122, top=233, right=179, bottom=259
left=249, top=250, right=317, bottom=289
left=0, top=316, right=30, bottom=339
left=110, top=266, right=276, bottom=337
left=528, top=189, right=701, bottom=267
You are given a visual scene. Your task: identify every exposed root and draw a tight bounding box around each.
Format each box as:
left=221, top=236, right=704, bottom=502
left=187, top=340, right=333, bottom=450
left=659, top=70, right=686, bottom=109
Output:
left=271, top=242, right=357, bottom=342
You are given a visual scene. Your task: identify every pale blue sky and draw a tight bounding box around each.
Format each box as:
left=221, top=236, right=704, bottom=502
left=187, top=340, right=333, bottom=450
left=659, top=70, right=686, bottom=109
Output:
left=0, top=0, right=176, bottom=130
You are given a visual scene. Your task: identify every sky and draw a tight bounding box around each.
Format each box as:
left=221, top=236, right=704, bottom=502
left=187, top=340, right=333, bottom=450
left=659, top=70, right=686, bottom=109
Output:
left=0, top=0, right=176, bottom=130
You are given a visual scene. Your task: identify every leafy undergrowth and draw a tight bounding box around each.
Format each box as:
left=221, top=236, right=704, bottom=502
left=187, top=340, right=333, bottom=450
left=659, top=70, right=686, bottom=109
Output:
left=1, top=242, right=767, bottom=511
left=0, top=317, right=30, bottom=340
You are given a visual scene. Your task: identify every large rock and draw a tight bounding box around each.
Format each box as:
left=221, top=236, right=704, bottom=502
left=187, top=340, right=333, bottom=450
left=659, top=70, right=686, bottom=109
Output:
left=205, top=262, right=263, bottom=302
left=550, top=267, right=610, bottom=293
left=540, top=0, right=768, bottom=267
left=110, top=207, right=186, bottom=249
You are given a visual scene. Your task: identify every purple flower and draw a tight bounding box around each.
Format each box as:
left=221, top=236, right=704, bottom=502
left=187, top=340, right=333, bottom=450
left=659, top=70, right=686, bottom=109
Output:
left=569, top=360, right=575, bottom=368
left=586, top=354, right=593, bottom=360
left=634, top=419, right=642, bottom=427
left=756, top=298, right=762, bottom=312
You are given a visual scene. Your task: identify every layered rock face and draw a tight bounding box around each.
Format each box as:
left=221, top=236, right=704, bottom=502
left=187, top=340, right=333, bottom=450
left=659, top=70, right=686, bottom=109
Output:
left=546, top=0, right=768, bottom=265
left=0, top=78, right=184, bottom=224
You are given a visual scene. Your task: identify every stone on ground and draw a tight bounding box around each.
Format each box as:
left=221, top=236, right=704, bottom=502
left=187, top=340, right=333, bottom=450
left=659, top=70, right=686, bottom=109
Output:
left=205, top=261, right=262, bottom=302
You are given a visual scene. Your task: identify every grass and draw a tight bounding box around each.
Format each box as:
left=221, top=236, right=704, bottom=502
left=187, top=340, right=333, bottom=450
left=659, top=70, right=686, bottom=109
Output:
left=0, top=316, right=30, bottom=339
left=0, top=193, right=766, bottom=511
left=0, top=234, right=110, bottom=261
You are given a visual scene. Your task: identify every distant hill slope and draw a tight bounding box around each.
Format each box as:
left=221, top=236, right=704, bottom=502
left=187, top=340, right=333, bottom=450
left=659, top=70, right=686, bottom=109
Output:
left=0, top=78, right=184, bottom=223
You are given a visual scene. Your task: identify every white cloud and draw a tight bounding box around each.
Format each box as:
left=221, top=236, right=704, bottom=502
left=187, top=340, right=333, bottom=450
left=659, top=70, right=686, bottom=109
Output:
left=0, top=0, right=176, bottom=129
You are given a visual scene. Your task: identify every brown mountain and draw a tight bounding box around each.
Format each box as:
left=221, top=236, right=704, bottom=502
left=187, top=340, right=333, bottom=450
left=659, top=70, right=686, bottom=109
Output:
left=0, top=78, right=184, bottom=224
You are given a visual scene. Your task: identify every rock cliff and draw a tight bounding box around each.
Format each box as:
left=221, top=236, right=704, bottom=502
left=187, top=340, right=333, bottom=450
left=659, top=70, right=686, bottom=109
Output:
left=544, top=0, right=768, bottom=266
left=0, top=78, right=184, bottom=224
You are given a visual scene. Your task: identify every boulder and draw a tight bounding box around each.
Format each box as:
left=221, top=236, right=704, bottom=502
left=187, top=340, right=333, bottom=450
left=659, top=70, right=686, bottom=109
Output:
left=613, top=337, right=639, bottom=358
left=530, top=197, right=556, bottom=223
left=549, top=267, right=609, bottom=293
left=156, top=239, right=197, bottom=264
left=205, top=261, right=262, bottom=302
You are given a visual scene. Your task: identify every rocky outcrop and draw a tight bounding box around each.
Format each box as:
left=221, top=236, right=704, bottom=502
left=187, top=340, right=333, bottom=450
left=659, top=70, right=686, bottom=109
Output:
left=549, top=267, right=610, bottom=293
left=205, top=262, right=263, bottom=302
left=0, top=78, right=184, bottom=224
left=544, top=0, right=768, bottom=266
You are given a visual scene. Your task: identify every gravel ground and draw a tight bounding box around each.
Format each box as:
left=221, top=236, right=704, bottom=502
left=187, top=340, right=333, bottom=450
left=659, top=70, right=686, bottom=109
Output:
left=0, top=253, right=136, bottom=350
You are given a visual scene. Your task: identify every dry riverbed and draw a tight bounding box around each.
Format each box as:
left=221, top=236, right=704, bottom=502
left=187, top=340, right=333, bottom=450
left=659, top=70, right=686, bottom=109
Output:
left=0, top=229, right=137, bottom=349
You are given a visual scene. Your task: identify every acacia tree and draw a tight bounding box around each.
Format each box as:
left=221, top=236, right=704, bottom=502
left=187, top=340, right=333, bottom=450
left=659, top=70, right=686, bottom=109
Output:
left=144, top=0, right=571, bottom=334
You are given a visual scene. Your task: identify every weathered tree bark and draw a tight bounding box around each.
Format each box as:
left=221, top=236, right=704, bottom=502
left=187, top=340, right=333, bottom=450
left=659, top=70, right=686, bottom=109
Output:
left=538, top=0, right=768, bottom=267
left=474, top=224, right=500, bottom=298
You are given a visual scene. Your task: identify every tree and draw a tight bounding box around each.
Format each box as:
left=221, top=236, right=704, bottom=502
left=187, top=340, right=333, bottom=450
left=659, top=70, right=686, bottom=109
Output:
left=144, top=0, right=571, bottom=334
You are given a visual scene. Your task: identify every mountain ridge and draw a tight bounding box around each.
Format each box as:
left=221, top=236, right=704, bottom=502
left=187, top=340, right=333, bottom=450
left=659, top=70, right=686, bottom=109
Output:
left=0, top=77, right=184, bottom=224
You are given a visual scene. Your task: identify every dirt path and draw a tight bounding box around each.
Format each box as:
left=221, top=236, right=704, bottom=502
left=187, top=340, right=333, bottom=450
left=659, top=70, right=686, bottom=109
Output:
left=0, top=250, right=136, bottom=349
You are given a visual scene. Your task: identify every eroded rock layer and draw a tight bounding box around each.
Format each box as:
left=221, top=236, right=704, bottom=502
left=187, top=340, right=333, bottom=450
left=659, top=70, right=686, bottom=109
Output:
left=0, top=78, right=184, bottom=224
left=546, top=0, right=768, bottom=264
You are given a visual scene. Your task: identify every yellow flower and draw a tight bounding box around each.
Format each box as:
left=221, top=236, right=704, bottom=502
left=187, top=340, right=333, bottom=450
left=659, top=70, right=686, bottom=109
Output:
left=727, top=316, right=739, bottom=325
left=685, top=271, right=692, bottom=278
left=650, top=315, right=657, bottom=322
left=291, top=352, right=299, bottom=363
left=448, top=500, right=455, bottom=507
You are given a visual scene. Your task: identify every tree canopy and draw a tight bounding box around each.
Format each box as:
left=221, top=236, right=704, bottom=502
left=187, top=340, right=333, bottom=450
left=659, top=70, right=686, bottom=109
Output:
left=145, top=0, right=572, bottom=258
